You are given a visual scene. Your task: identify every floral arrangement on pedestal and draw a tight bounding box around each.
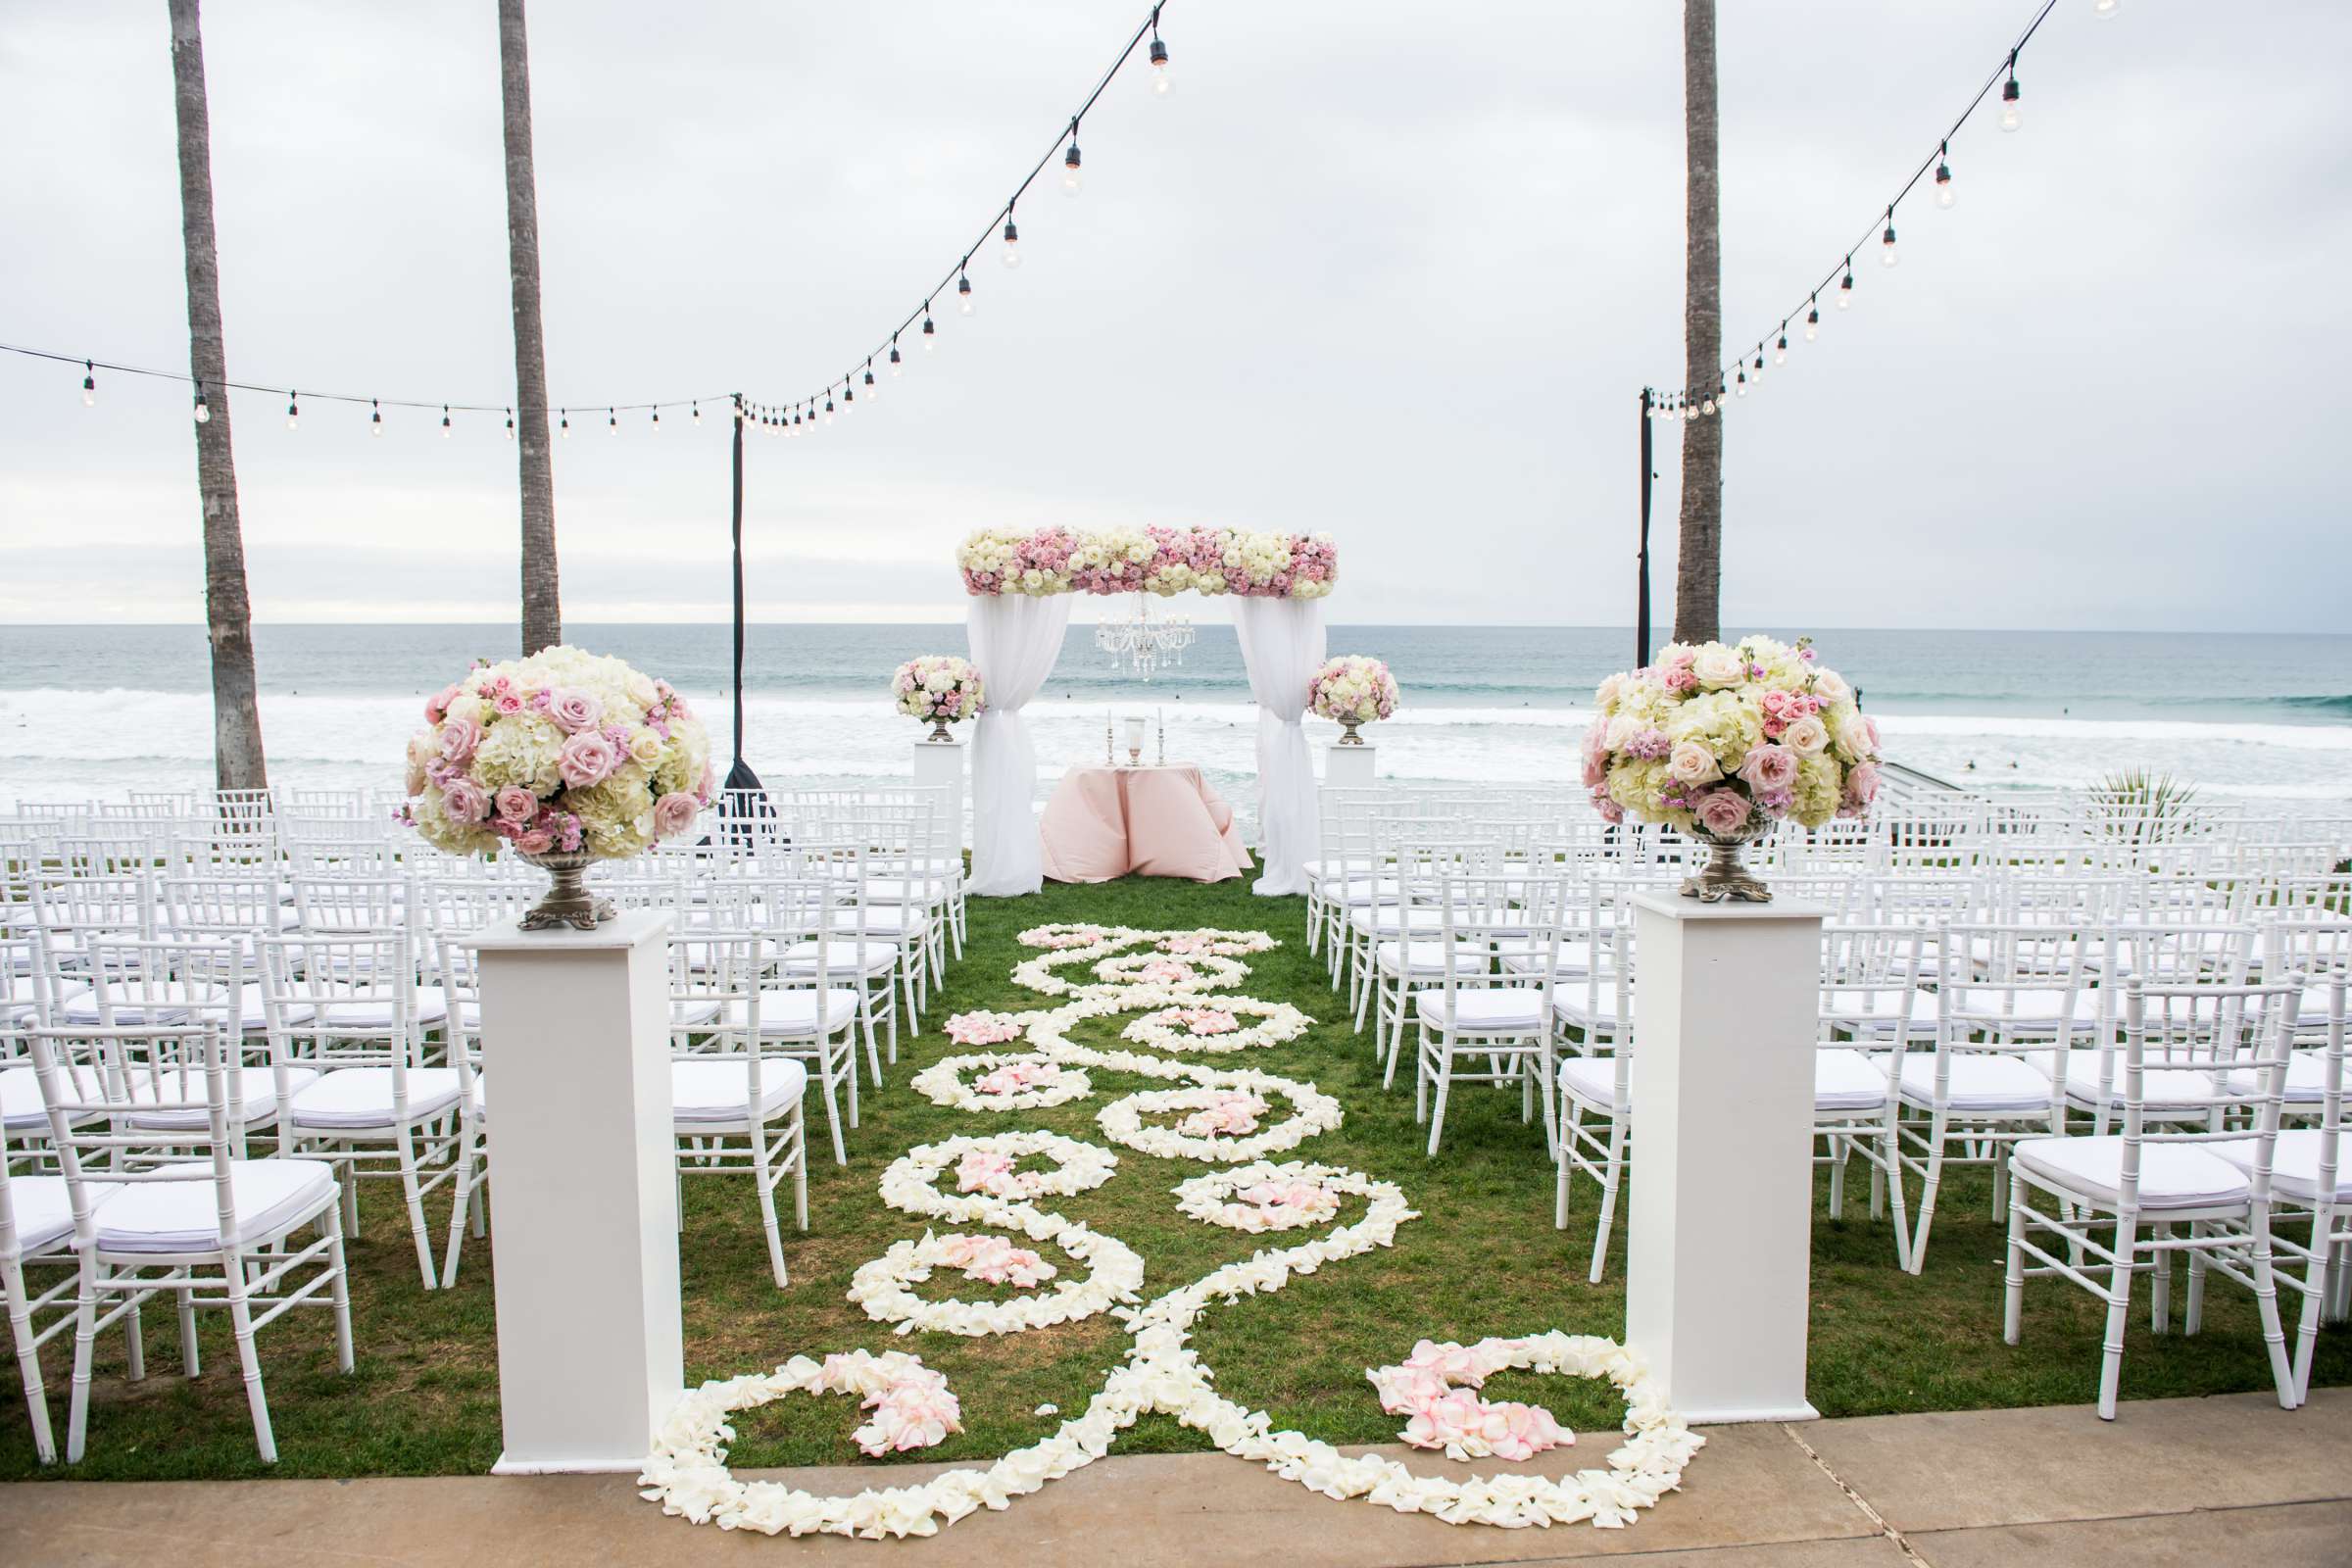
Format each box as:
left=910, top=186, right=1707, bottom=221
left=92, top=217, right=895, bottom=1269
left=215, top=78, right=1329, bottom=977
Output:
left=893, top=655, right=986, bottom=741
left=399, top=645, right=711, bottom=927
left=1583, top=635, right=1879, bottom=902
left=956, top=526, right=1337, bottom=599
left=1307, top=656, right=1400, bottom=745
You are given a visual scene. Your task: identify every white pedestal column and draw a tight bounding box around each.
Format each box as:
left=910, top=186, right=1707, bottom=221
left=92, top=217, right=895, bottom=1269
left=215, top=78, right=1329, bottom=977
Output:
left=466, top=908, right=682, bottom=1473
left=1323, top=742, right=1378, bottom=790
left=1625, top=894, right=1825, bottom=1424
left=912, top=736, right=967, bottom=856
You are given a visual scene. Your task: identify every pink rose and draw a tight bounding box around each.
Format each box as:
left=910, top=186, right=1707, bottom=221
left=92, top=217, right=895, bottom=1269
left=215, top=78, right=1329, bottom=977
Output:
left=494, top=691, right=524, bottom=715
left=1736, top=743, right=1800, bottom=793
left=1582, top=755, right=1606, bottom=789
left=557, top=730, right=618, bottom=789
left=1694, top=788, right=1753, bottom=837
left=652, top=791, right=700, bottom=838
left=440, top=776, right=489, bottom=824
left=548, top=687, right=602, bottom=734
left=494, top=784, right=538, bottom=824
left=438, top=713, right=483, bottom=764
left=425, top=682, right=462, bottom=725
left=1846, top=760, right=1881, bottom=807
left=514, top=828, right=554, bottom=855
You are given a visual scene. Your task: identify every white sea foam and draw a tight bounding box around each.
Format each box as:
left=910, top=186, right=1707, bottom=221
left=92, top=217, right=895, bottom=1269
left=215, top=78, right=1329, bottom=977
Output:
left=2, top=685, right=2347, bottom=813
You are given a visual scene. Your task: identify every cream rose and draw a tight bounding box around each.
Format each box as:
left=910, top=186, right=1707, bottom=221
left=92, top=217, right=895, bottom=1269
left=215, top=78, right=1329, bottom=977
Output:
left=1691, top=645, right=1747, bottom=690
left=1782, top=714, right=1829, bottom=756
left=1811, top=668, right=1852, bottom=705
left=1666, top=740, right=1722, bottom=785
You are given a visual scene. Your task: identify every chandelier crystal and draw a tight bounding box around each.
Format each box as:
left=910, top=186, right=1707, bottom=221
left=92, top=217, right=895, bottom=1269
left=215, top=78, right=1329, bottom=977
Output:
left=1093, top=593, right=1194, bottom=682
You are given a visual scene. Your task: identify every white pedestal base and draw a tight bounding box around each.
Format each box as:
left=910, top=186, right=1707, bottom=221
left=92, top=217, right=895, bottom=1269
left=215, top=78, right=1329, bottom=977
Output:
left=1625, top=895, right=1826, bottom=1425
left=1324, top=742, right=1378, bottom=790
left=913, top=737, right=967, bottom=858
left=466, top=909, right=683, bottom=1473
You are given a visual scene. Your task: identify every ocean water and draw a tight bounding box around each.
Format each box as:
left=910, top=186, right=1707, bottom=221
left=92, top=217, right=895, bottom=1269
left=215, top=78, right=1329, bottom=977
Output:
left=2, top=624, right=2347, bottom=818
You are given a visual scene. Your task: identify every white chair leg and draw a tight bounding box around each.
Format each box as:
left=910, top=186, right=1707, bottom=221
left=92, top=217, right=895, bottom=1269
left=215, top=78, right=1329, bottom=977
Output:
left=750, top=1124, right=788, bottom=1289
left=396, top=1128, right=438, bottom=1290
left=66, top=1256, right=98, bottom=1464
left=1589, top=1118, right=1629, bottom=1285
left=325, top=1206, right=356, bottom=1374
left=220, top=1251, right=277, bottom=1463
left=2095, top=1213, right=2139, bottom=1421
left=3, top=1257, right=56, bottom=1464
left=2001, top=1167, right=2028, bottom=1345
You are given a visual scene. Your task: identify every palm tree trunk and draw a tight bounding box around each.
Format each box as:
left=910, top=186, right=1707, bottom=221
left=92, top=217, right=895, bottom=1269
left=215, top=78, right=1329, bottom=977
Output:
left=1673, top=0, right=1724, bottom=646
left=168, top=0, right=268, bottom=792
left=499, top=0, right=561, bottom=655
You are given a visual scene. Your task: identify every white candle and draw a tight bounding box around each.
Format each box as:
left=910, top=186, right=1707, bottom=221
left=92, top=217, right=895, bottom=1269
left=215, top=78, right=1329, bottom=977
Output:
left=1123, top=715, right=1146, bottom=756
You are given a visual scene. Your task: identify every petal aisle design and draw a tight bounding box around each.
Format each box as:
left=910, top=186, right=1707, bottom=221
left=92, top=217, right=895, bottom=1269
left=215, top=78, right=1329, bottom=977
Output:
left=640, top=924, right=1704, bottom=1540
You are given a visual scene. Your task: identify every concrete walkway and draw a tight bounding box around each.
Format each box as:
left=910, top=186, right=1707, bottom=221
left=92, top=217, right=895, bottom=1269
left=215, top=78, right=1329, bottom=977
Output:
left=3, top=1389, right=2346, bottom=1567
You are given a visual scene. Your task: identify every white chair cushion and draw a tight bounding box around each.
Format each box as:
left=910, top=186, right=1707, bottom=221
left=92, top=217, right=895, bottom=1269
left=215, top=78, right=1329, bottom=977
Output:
left=2012, top=1136, right=2251, bottom=1212
left=1815, top=1049, right=1891, bottom=1112
left=127, top=1065, right=322, bottom=1132
left=1823, top=988, right=1939, bottom=1033
left=1350, top=906, right=1444, bottom=936
left=826, top=907, right=926, bottom=940
left=2061, top=1053, right=2238, bottom=1110
left=89, top=1157, right=338, bottom=1253
left=0, top=1063, right=106, bottom=1133
left=5, top=1172, right=94, bottom=1255
left=728, top=989, right=862, bottom=1037
left=1502, top=936, right=1596, bottom=977
left=1377, top=941, right=1489, bottom=977
left=1411, top=987, right=1547, bottom=1034
left=2225, top=1051, right=2337, bottom=1104
left=671, top=1057, right=808, bottom=1127
left=1896, top=1052, right=2055, bottom=1112
left=862, top=877, right=950, bottom=904
left=2209, top=1129, right=2352, bottom=1203
left=309, top=983, right=449, bottom=1029
left=777, top=940, right=899, bottom=977
left=1558, top=1054, right=1629, bottom=1112
left=287, top=1066, right=466, bottom=1130
left=1551, top=988, right=1631, bottom=1029
left=671, top=997, right=725, bottom=1028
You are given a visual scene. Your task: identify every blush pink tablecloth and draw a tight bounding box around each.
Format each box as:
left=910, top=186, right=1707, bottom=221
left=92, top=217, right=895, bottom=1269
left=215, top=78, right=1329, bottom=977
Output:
left=1039, top=764, right=1254, bottom=884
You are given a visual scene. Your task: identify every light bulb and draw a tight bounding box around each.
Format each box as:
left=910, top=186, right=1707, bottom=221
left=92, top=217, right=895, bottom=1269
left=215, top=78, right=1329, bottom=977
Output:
left=504, top=409, right=514, bottom=440
left=1701, top=396, right=1716, bottom=416
left=371, top=402, right=385, bottom=437
left=1803, top=308, right=1820, bottom=342
left=81, top=364, right=96, bottom=406
left=1774, top=336, right=1788, bottom=366
left=287, top=395, right=300, bottom=430
left=890, top=346, right=904, bottom=376
left=1837, top=271, right=1854, bottom=310
left=1149, top=37, right=1171, bottom=96
left=1735, top=373, right=1747, bottom=398
left=1881, top=223, right=1899, bottom=267
left=1062, top=141, right=1082, bottom=196
left=442, top=408, right=453, bottom=437
left=1999, top=77, right=2022, bottom=132
left=922, top=316, right=938, bottom=349
left=609, top=408, right=617, bottom=435
left=192, top=385, right=211, bottom=423
left=692, top=402, right=702, bottom=426
left=1936, top=162, right=1955, bottom=208
left=2093, top=0, right=2120, bottom=19
left=1001, top=217, right=1021, bottom=269
left=560, top=411, right=570, bottom=438
left=863, top=368, right=878, bottom=402
left=957, top=274, right=974, bottom=316
left=652, top=409, right=662, bottom=433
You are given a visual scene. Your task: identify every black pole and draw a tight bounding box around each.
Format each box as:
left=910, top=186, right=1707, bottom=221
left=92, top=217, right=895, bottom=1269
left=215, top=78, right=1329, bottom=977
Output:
left=720, top=398, right=768, bottom=827
left=1636, top=387, right=1654, bottom=667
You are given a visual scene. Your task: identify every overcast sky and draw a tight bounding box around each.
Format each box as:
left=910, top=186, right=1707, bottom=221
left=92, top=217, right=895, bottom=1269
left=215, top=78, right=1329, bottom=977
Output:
left=3, top=1, right=2347, bottom=631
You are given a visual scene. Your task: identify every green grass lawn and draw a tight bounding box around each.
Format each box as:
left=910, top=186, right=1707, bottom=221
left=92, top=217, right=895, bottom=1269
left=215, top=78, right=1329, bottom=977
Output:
left=6, top=871, right=2343, bottom=1480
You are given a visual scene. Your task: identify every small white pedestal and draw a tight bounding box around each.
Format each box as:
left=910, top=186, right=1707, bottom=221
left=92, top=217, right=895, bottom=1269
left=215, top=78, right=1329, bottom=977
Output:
left=1324, top=742, right=1378, bottom=790
left=465, top=908, right=682, bottom=1473
left=1625, top=894, right=1825, bottom=1425
left=913, top=737, right=967, bottom=856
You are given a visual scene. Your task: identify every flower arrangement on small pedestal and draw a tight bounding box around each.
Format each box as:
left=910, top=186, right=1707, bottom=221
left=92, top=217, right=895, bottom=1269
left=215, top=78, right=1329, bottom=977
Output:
left=893, top=655, right=985, bottom=742
left=1308, top=656, right=1399, bottom=746
left=1584, top=635, right=1880, bottom=903
left=400, top=645, right=712, bottom=929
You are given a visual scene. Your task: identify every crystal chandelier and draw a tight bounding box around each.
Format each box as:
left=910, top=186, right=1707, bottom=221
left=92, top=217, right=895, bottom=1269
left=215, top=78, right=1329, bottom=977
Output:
left=1092, top=592, right=1195, bottom=682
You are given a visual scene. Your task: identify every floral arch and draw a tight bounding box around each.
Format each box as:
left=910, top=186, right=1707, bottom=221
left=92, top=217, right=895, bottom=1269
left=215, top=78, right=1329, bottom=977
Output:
left=956, top=527, right=1338, bottom=899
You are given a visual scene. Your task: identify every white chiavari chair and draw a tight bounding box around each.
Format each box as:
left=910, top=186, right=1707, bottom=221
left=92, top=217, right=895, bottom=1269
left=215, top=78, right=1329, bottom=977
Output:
left=261, top=931, right=467, bottom=1289
left=2001, top=978, right=2304, bottom=1419
left=1412, top=870, right=1568, bottom=1159
left=726, top=874, right=860, bottom=1165
left=417, top=877, right=535, bottom=1286
left=27, top=1021, right=353, bottom=1462
left=668, top=929, right=808, bottom=1288
left=1816, top=924, right=1927, bottom=1269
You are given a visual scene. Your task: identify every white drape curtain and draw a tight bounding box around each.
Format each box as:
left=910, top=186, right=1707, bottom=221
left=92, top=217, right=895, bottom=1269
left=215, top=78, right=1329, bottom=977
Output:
left=1230, top=596, right=1326, bottom=897
left=966, top=593, right=1071, bottom=897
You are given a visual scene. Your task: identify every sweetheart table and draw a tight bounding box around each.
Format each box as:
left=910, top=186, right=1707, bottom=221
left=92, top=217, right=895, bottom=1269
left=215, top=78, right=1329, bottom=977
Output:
left=1040, top=763, right=1253, bottom=884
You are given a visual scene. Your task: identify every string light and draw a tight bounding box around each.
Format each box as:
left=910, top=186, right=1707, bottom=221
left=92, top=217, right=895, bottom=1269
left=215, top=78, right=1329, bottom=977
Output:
left=1149, top=7, right=1171, bottom=96
left=692, top=400, right=702, bottom=426
left=2000, top=52, right=2023, bottom=131
left=1804, top=300, right=1820, bottom=342
left=192, top=380, right=210, bottom=423
left=504, top=406, right=514, bottom=439
left=560, top=407, right=570, bottom=438
left=957, top=270, right=975, bottom=316
left=651, top=407, right=662, bottom=432
left=81, top=361, right=95, bottom=406
left=822, top=394, right=835, bottom=425
left=1001, top=209, right=1022, bottom=269
left=1936, top=143, right=1956, bottom=208
left=889, top=338, right=904, bottom=376
left=1062, top=122, right=1083, bottom=196
left=370, top=398, right=384, bottom=437
left=1881, top=209, right=1899, bottom=267
left=863, top=360, right=879, bottom=401
left=1735, top=368, right=1747, bottom=398
left=608, top=406, right=617, bottom=435
left=287, top=391, right=300, bottom=430
left=1774, top=329, right=1788, bottom=366
left=442, top=405, right=454, bottom=437
left=1837, top=258, right=1855, bottom=309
